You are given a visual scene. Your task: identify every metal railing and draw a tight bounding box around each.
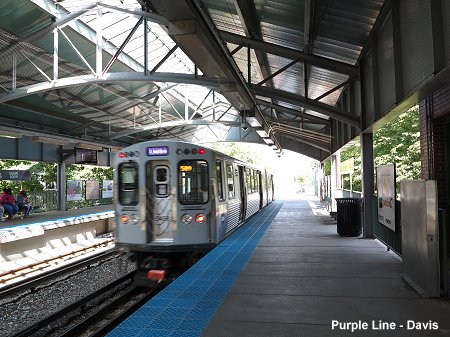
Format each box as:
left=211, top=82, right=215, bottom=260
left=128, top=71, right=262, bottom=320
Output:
left=27, top=191, right=113, bottom=212
left=28, top=191, right=58, bottom=212
left=373, top=196, right=402, bottom=256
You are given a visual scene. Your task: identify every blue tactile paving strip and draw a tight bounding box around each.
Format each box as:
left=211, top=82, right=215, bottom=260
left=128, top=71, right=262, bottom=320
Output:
left=107, top=201, right=283, bottom=337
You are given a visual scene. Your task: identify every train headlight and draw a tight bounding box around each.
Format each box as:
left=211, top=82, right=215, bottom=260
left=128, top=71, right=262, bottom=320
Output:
left=181, top=214, right=193, bottom=224
left=195, top=213, right=206, bottom=224
left=120, top=215, right=129, bottom=223
left=130, top=214, right=139, bottom=224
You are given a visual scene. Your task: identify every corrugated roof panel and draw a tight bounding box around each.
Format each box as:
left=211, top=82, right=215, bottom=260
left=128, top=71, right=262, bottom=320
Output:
left=202, top=0, right=244, bottom=35
left=257, top=0, right=305, bottom=48
left=265, top=54, right=303, bottom=93
left=313, top=37, right=362, bottom=65
left=260, top=22, right=303, bottom=51
left=308, top=66, right=348, bottom=105
left=0, top=0, right=51, bottom=37
left=226, top=42, right=264, bottom=86
left=314, top=0, right=383, bottom=62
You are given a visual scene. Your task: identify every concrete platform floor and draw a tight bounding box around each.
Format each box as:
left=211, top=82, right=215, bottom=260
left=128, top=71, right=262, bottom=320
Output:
left=203, top=196, right=450, bottom=337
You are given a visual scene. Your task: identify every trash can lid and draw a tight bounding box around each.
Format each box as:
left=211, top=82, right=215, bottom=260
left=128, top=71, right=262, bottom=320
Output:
left=335, top=198, right=363, bottom=203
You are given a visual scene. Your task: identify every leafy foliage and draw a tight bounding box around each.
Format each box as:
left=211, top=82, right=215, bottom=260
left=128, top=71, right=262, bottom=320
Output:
left=0, top=161, right=57, bottom=193
left=373, top=106, right=421, bottom=183
left=65, top=164, right=114, bottom=209
left=0, top=160, right=113, bottom=209
left=341, top=144, right=362, bottom=191
left=324, top=158, right=331, bottom=176
left=340, top=106, right=420, bottom=192
left=207, top=142, right=262, bottom=165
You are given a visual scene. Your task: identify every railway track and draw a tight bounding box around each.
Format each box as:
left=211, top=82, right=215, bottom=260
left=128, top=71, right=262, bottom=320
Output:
left=0, top=242, right=118, bottom=297
left=0, top=239, right=115, bottom=290
left=11, top=271, right=156, bottom=337
left=61, top=284, right=156, bottom=337
left=1, top=242, right=137, bottom=337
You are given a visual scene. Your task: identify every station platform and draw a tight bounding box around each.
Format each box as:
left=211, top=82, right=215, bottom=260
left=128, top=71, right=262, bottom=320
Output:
left=0, top=205, right=114, bottom=243
left=108, top=195, right=450, bottom=337
left=0, top=205, right=114, bottom=273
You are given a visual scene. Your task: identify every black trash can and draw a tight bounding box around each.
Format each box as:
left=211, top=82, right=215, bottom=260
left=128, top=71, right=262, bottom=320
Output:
left=335, top=198, right=363, bottom=237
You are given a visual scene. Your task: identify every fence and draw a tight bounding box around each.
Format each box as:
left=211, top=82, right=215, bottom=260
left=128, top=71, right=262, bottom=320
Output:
left=27, top=190, right=113, bottom=212
left=28, top=191, right=58, bottom=212
left=373, top=196, right=402, bottom=256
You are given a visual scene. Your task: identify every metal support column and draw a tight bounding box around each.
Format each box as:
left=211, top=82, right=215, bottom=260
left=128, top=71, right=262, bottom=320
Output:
left=58, top=162, right=66, bottom=211
left=361, top=132, right=374, bottom=238
left=330, top=153, right=339, bottom=213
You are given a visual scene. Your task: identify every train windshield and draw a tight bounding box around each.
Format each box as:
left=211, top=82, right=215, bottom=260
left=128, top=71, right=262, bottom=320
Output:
left=118, top=162, right=139, bottom=205
left=178, top=160, right=209, bottom=204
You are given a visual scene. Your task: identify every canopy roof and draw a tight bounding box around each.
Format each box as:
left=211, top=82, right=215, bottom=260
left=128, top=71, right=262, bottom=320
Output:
left=0, top=0, right=386, bottom=160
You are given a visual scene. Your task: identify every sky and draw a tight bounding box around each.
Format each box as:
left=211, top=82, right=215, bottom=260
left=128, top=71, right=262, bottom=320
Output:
left=209, top=142, right=318, bottom=197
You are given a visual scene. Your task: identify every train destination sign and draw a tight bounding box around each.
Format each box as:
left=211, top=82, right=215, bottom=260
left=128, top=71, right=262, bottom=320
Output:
left=179, top=165, right=193, bottom=172
left=147, top=146, right=169, bottom=156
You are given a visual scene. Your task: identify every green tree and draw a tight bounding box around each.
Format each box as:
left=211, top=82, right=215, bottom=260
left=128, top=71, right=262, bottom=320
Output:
left=0, top=160, right=57, bottom=193
left=0, top=160, right=113, bottom=209
left=373, top=106, right=420, bottom=183
left=339, top=106, right=420, bottom=193
left=66, top=164, right=113, bottom=209
left=295, top=176, right=305, bottom=185
left=324, top=158, right=331, bottom=176
left=208, top=142, right=262, bottom=165
left=341, top=144, right=362, bottom=191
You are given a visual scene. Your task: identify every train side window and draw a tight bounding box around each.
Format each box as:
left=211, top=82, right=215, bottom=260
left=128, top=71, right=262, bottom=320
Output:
left=118, top=162, right=139, bottom=205
left=246, top=168, right=252, bottom=194
left=226, top=162, right=235, bottom=199
left=216, top=160, right=225, bottom=201
left=255, top=170, right=260, bottom=192
left=251, top=170, right=255, bottom=193
left=178, top=160, right=209, bottom=205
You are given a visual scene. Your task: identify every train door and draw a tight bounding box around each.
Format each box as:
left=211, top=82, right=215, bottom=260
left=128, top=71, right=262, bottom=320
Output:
left=116, top=161, right=145, bottom=244
left=146, top=161, right=174, bottom=243
left=215, top=159, right=227, bottom=240
left=238, top=165, right=246, bottom=223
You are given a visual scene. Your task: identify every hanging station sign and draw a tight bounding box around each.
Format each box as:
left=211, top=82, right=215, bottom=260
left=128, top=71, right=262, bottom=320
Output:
left=0, top=170, right=31, bottom=181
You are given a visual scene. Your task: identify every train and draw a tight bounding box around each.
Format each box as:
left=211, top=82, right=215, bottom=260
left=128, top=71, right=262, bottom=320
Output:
left=114, top=140, right=274, bottom=286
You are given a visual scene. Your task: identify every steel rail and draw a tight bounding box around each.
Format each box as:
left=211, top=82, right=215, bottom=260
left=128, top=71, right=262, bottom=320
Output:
left=11, top=272, right=136, bottom=337
left=0, top=246, right=117, bottom=296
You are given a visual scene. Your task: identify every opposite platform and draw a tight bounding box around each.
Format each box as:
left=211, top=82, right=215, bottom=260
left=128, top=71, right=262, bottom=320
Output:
left=0, top=205, right=113, bottom=243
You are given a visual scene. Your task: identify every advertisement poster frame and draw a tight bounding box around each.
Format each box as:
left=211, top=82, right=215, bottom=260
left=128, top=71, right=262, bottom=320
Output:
left=376, top=164, right=396, bottom=231
left=67, top=180, right=83, bottom=201
left=102, top=180, right=114, bottom=199
left=86, top=180, right=100, bottom=200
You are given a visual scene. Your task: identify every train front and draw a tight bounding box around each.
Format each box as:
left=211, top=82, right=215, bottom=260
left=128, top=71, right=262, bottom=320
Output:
left=114, top=141, right=215, bottom=286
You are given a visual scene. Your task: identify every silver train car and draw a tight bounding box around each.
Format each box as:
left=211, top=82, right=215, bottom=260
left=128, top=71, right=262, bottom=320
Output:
left=114, top=140, right=274, bottom=285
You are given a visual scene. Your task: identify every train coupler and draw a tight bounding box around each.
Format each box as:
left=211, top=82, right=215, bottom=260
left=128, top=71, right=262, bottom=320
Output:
left=147, top=269, right=166, bottom=284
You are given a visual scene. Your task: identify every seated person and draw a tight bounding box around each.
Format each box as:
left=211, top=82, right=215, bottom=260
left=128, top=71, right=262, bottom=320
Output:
left=0, top=188, right=19, bottom=219
left=17, top=190, right=33, bottom=217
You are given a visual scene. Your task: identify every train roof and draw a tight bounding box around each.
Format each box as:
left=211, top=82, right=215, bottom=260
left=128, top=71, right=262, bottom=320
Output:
left=120, top=139, right=272, bottom=174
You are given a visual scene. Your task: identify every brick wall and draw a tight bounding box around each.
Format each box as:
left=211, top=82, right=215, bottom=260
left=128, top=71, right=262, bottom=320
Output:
left=431, top=84, right=450, bottom=119
left=419, top=84, right=450, bottom=209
